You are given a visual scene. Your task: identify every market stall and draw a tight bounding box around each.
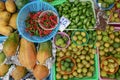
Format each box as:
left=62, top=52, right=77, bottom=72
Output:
left=0, top=0, right=120, bottom=80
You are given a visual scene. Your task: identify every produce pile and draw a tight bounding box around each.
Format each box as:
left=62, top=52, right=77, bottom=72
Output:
left=0, top=0, right=120, bottom=80
left=0, top=0, right=54, bottom=80
left=56, top=0, right=96, bottom=29
left=56, top=32, right=96, bottom=79
left=72, top=30, right=88, bottom=46
left=96, top=26, right=120, bottom=79
left=0, top=32, right=52, bottom=80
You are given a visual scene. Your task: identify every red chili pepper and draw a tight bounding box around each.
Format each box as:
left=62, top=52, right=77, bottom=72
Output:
left=49, top=16, right=57, bottom=24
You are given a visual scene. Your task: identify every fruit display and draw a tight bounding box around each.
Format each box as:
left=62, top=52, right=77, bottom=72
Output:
left=0, top=0, right=120, bottom=80
left=87, top=30, right=97, bottom=45
left=54, top=32, right=70, bottom=49
left=72, top=30, right=88, bottom=46
left=55, top=0, right=96, bottom=29
left=109, top=10, right=120, bottom=23
left=55, top=30, right=97, bottom=80
left=0, top=0, right=18, bottom=36
left=101, top=56, right=119, bottom=74
left=96, top=25, right=120, bottom=79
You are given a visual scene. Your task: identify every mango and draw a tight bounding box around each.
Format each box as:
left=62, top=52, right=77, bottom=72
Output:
left=3, top=32, right=19, bottom=57
left=37, top=40, right=52, bottom=64
left=18, top=38, right=36, bottom=70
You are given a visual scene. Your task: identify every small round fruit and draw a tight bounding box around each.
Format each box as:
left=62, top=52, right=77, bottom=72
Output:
left=63, top=75, right=68, bottom=79
left=73, top=36, right=78, bottom=41
left=82, top=38, right=87, bottom=43
left=104, top=43, right=110, bottom=48
left=87, top=72, right=92, bottom=77
left=95, top=42, right=101, bottom=47
left=56, top=73, right=62, bottom=79
left=81, top=32, right=86, bottom=37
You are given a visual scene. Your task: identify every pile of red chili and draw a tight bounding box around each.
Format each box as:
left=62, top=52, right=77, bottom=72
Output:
left=25, top=11, right=57, bottom=37
left=39, top=11, right=58, bottom=30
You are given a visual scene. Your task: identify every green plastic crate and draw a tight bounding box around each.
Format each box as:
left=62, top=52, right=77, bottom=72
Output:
left=40, top=0, right=66, bottom=6
left=52, top=54, right=99, bottom=80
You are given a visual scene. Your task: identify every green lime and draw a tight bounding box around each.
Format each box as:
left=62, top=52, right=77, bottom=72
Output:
left=66, top=68, right=72, bottom=72
left=65, top=58, right=71, bottom=62
left=61, top=66, right=66, bottom=71
left=64, top=62, right=70, bottom=68
left=78, top=35, right=83, bottom=40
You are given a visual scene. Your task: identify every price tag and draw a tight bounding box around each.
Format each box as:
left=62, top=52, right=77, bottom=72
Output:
left=98, top=3, right=101, bottom=7
left=59, top=16, right=71, bottom=32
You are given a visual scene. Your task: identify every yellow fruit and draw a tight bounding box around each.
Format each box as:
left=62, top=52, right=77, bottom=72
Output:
left=97, top=35, right=102, bottom=41
left=95, top=42, right=101, bottom=47
left=97, top=30, right=102, bottom=35
left=99, top=50, right=105, bottom=56
left=81, top=32, right=86, bottom=37
left=109, top=47, right=114, bottom=52
left=73, top=36, right=77, bottom=41
left=104, top=48, right=109, bottom=52
left=75, top=31, right=80, bottom=35
left=104, top=43, right=110, bottom=48
left=0, top=19, right=8, bottom=25
left=116, top=48, right=120, bottom=52
left=0, top=11, right=11, bottom=22
left=56, top=73, right=62, bottom=79
left=82, top=38, right=87, bottom=43
left=109, top=33, right=115, bottom=39
left=110, top=26, right=114, bottom=31
left=0, top=1, right=5, bottom=11
left=114, top=13, right=119, bottom=18
left=115, top=38, right=120, bottom=42
left=5, top=0, right=16, bottom=13
left=109, top=40, right=114, bottom=44
left=0, top=25, right=13, bottom=36
left=9, top=13, right=18, bottom=29
left=115, top=18, right=120, bottom=22
left=33, top=64, right=49, bottom=80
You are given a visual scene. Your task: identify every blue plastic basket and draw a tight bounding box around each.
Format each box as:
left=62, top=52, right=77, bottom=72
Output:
left=96, top=0, right=114, bottom=10
left=17, top=1, right=60, bottom=43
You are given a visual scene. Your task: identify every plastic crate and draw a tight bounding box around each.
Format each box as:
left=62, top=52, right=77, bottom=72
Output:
left=51, top=54, right=99, bottom=80
left=40, top=0, right=66, bottom=6
left=17, top=0, right=60, bottom=43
